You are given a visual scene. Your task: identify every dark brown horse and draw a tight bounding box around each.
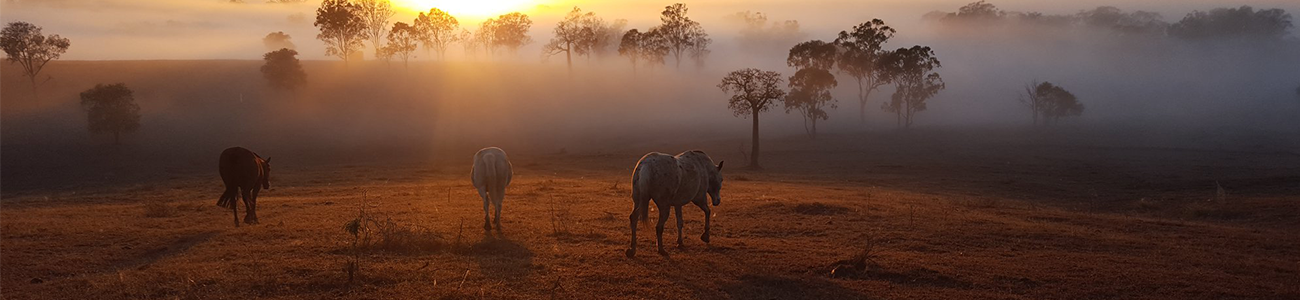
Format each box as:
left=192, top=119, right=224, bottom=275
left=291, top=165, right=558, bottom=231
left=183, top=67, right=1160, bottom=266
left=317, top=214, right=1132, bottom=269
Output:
left=217, top=147, right=270, bottom=226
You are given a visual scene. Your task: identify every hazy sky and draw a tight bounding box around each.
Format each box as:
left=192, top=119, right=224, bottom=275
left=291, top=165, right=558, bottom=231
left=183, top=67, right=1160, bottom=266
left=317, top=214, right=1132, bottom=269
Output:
left=0, top=0, right=1296, bottom=60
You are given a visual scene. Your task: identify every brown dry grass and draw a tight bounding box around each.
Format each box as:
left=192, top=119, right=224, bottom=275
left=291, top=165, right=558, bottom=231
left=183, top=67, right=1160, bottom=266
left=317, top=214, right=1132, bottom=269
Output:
left=3, top=134, right=1299, bottom=300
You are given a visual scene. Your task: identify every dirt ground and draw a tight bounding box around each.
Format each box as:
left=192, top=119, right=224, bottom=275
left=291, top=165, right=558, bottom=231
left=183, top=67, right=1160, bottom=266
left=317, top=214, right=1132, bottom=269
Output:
left=3, top=130, right=1298, bottom=300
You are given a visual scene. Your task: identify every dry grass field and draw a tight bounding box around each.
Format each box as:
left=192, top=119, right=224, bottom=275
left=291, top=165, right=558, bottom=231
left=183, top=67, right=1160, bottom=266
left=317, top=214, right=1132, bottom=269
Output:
left=3, top=130, right=1298, bottom=300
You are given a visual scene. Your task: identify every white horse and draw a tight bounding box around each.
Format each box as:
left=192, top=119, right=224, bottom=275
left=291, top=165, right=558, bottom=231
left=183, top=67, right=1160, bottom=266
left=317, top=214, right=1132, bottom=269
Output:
left=472, top=147, right=513, bottom=231
left=627, top=150, right=724, bottom=258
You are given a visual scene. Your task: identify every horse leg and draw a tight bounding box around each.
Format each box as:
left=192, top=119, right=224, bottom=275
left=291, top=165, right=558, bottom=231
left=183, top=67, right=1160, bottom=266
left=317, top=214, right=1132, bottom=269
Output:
left=626, top=198, right=646, bottom=258
left=231, top=189, right=240, bottom=227
left=675, top=205, right=685, bottom=248
left=695, top=201, right=711, bottom=244
left=242, top=189, right=256, bottom=225
left=492, top=186, right=504, bottom=230
left=478, top=187, right=491, bottom=231
left=655, top=203, right=671, bottom=257
left=247, top=188, right=261, bottom=224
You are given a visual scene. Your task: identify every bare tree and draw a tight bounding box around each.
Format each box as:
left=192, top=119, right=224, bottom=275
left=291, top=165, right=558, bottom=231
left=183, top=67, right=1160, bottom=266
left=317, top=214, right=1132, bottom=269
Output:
left=413, top=8, right=458, bottom=60
left=261, top=48, right=306, bottom=90
left=879, top=46, right=944, bottom=128
left=1021, top=81, right=1083, bottom=125
left=1, top=21, right=71, bottom=96
left=80, top=84, right=141, bottom=145
left=314, top=0, right=369, bottom=64
left=385, top=22, right=418, bottom=68
left=262, top=31, right=295, bottom=51
left=657, top=3, right=708, bottom=69
left=718, top=68, right=785, bottom=169
left=784, top=68, right=837, bottom=138
left=356, top=0, right=394, bottom=59
left=834, top=19, right=895, bottom=124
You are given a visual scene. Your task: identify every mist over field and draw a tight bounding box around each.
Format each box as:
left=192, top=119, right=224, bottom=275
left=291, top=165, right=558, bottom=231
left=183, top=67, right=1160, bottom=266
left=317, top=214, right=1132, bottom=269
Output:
left=3, top=1, right=1300, bottom=299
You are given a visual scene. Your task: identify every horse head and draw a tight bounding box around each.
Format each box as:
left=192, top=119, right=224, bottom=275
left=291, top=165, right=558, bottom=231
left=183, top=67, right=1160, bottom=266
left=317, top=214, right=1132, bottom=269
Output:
left=261, top=157, right=271, bottom=190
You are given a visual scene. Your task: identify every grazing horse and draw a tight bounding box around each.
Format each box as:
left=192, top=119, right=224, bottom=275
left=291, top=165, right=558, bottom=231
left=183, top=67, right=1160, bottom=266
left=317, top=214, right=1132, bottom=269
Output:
left=627, top=150, right=724, bottom=258
left=217, top=147, right=271, bottom=226
left=472, top=147, right=513, bottom=231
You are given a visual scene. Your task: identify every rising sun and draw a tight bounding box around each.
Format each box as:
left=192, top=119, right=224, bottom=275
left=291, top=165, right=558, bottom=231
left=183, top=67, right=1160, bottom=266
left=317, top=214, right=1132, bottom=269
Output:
left=393, top=0, right=540, bottom=18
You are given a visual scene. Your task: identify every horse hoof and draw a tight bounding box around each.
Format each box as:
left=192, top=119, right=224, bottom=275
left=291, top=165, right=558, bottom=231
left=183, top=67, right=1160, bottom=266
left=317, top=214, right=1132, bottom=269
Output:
left=700, top=234, right=710, bottom=244
left=625, top=249, right=636, bottom=258
left=658, top=249, right=670, bottom=257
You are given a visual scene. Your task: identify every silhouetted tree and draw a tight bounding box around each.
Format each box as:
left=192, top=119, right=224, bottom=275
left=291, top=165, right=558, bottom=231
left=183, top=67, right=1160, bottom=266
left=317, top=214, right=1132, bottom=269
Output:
left=459, top=29, right=478, bottom=55
left=261, top=48, right=306, bottom=90
left=784, top=68, right=837, bottom=138
left=80, top=83, right=141, bottom=145
left=718, top=68, right=785, bottom=169
left=787, top=40, right=837, bottom=70
left=314, top=0, right=369, bottom=64
left=486, top=12, right=533, bottom=55
left=618, top=29, right=644, bottom=72
left=385, top=22, right=418, bottom=68
left=834, top=19, right=895, bottom=124
left=1022, top=81, right=1083, bottom=125
left=263, top=31, right=295, bottom=51
left=941, top=1, right=1006, bottom=23
left=687, top=27, right=711, bottom=69
left=1, top=21, right=71, bottom=96
left=1169, top=6, right=1293, bottom=41
left=879, top=46, right=944, bottom=128
left=356, top=0, right=394, bottom=59
left=657, top=3, right=708, bottom=69
left=1076, top=6, right=1168, bottom=36
left=544, top=7, right=598, bottom=71
left=413, top=8, right=458, bottom=60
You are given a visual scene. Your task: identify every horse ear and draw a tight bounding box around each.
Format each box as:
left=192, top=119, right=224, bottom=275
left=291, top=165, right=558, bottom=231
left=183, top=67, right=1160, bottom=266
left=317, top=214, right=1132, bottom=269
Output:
left=265, top=157, right=271, bottom=164
left=717, top=161, right=724, bottom=171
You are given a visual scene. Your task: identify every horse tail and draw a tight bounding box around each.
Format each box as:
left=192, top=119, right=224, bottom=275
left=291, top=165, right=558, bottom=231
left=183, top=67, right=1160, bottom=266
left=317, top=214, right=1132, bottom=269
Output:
left=216, top=186, right=238, bottom=209
left=632, top=163, right=650, bottom=222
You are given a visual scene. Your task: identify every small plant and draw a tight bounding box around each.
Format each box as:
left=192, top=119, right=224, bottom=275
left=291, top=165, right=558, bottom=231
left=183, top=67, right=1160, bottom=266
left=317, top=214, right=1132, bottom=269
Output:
left=549, top=197, right=573, bottom=235
left=341, top=193, right=445, bottom=284
left=829, top=233, right=882, bottom=279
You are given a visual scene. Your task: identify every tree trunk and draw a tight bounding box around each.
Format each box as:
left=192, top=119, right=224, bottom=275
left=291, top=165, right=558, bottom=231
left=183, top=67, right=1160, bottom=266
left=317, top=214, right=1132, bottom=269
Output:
left=565, top=46, right=573, bottom=75
left=28, top=75, right=38, bottom=100
left=857, top=77, right=866, bottom=123
left=750, top=110, right=761, bottom=169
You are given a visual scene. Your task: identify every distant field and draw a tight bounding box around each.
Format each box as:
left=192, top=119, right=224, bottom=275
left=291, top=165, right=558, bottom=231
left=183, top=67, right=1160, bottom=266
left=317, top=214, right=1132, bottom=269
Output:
left=3, top=131, right=1298, bottom=299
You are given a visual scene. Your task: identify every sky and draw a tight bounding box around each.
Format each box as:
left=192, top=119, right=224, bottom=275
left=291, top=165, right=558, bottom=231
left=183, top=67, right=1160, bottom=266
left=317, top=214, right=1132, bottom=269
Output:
left=1, top=0, right=1297, bottom=60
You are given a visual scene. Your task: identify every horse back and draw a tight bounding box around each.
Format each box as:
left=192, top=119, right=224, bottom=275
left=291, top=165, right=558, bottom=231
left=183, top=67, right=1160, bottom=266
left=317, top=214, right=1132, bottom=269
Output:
left=219, top=147, right=265, bottom=189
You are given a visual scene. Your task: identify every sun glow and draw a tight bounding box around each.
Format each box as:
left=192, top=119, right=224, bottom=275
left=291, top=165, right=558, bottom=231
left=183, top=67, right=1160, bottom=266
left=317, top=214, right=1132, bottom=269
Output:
left=393, top=0, right=539, bottom=18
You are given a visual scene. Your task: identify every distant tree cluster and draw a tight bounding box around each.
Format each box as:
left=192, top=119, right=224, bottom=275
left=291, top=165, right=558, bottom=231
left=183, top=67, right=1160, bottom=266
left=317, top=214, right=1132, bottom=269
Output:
left=543, top=7, right=611, bottom=71
left=925, top=1, right=1294, bottom=41
left=617, top=3, right=710, bottom=71
left=382, top=22, right=418, bottom=67
left=1020, top=81, right=1084, bottom=125
left=474, top=12, right=533, bottom=55
left=727, top=11, right=805, bottom=51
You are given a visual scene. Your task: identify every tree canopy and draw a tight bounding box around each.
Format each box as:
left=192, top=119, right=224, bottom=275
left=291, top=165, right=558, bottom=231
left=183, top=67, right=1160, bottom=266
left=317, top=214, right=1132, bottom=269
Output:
left=1169, top=6, right=1293, bottom=41
left=784, top=68, right=838, bottom=138
left=314, top=0, right=369, bottom=63
left=719, top=68, right=785, bottom=168
left=413, top=8, right=458, bottom=60
left=1, top=21, right=71, bottom=94
left=834, top=19, right=895, bottom=123
left=261, top=48, right=306, bottom=90
left=356, top=0, right=395, bottom=58
left=879, top=46, right=944, bottom=128
left=80, top=83, right=141, bottom=145
left=656, top=3, right=709, bottom=69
